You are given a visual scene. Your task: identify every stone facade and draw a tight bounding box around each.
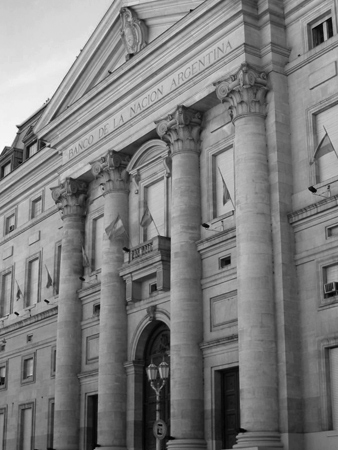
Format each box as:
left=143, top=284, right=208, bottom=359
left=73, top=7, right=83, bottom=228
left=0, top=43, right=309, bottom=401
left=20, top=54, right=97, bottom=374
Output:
left=0, top=1, right=338, bottom=450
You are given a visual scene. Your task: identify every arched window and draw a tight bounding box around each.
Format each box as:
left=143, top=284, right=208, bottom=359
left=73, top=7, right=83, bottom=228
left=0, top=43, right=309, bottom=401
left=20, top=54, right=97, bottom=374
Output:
left=143, top=323, right=170, bottom=450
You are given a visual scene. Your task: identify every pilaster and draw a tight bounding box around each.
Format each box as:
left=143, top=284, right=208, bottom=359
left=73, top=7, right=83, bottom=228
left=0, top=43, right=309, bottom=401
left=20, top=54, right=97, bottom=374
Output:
left=91, top=150, right=130, bottom=450
left=50, top=178, right=88, bottom=450
left=216, top=64, right=282, bottom=449
left=156, top=106, right=206, bottom=450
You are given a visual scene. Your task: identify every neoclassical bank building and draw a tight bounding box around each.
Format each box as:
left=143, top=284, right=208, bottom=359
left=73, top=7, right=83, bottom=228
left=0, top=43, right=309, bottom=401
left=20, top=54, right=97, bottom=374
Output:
left=1, top=1, right=338, bottom=450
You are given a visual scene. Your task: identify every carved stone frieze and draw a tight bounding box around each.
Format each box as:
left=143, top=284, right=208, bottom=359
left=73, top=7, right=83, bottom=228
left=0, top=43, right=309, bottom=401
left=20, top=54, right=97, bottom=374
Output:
left=156, top=105, right=203, bottom=155
left=91, top=150, right=130, bottom=195
left=215, top=63, right=268, bottom=121
left=120, top=7, right=148, bottom=60
left=50, top=178, right=88, bottom=218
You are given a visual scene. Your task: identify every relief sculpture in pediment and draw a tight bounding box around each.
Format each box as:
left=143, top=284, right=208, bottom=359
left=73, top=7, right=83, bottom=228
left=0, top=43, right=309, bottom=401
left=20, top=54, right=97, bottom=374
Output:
left=120, top=7, right=148, bottom=60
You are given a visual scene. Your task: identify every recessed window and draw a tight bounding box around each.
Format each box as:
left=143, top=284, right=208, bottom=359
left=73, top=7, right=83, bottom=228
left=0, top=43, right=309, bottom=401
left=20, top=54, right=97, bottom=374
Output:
left=26, top=254, right=41, bottom=307
left=92, top=215, right=104, bottom=271
left=219, top=255, right=231, bottom=269
left=31, top=196, right=42, bottom=219
left=27, top=142, right=38, bottom=158
left=314, top=103, right=338, bottom=183
left=323, top=264, right=338, bottom=298
left=93, top=303, right=100, bottom=316
left=54, top=243, right=62, bottom=296
left=51, top=347, right=56, bottom=377
left=26, top=334, right=33, bottom=343
left=5, top=214, right=15, bottom=235
left=213, top=148, right=235, bottom=219
left=329, top=347, right=338, bottom=429
left=2, top=162, right=11, bottom=177
left=22, top=356, right=34, bottom=382
left=18, top=402, right=34, bottom=448
left=1, top=270, right=13, bottom=317
left=149, top=282, right=157, bottom=294
left=311, top=16, right=333, bottom=48
left=0, top=365, right=6, bottom=387
left=327, top=225, right=338, bottom=238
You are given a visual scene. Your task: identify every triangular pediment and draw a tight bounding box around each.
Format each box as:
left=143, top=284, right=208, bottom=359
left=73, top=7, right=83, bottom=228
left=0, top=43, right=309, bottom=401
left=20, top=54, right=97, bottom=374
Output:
left=36, top=0, right=205, bottom=133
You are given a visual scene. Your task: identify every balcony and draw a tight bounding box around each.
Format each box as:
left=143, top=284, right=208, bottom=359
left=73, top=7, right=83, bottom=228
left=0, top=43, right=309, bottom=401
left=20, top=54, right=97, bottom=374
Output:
left=119, top=236, right=171, bottom=303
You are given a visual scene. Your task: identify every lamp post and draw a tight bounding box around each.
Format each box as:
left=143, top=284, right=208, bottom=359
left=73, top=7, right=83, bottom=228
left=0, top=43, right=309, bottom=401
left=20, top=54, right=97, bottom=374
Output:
left=146, top=360, right=170, bottom=450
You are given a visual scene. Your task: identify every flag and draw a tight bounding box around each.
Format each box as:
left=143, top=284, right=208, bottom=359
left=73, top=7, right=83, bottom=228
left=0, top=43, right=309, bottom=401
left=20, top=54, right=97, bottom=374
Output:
left=315, top=127, right=338, bottom=159
left=15, top=280, right=22, bottom=301
left=140, top=205, right=153, bottom=228
left=45, top=265, right=53, bottom=288
left=217, top=167, right=231, bottom=205
left=82, top=246, right=90, bottom=268
left=106, top=214, right=127, bottom=240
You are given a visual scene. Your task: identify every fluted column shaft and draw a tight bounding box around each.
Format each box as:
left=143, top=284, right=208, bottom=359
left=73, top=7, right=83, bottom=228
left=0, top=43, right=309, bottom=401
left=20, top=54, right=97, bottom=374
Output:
left=216, top=64, right=282, bottom=449
left=91, top=151, right=130, bottom=450
left=51, top=178, right=88, bottom=450
left=157, top=106, right=206, bottom=450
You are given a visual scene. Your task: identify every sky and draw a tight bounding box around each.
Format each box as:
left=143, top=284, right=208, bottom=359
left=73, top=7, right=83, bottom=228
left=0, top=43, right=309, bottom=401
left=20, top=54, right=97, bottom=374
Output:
left=0, top=0, right=113, bottom=151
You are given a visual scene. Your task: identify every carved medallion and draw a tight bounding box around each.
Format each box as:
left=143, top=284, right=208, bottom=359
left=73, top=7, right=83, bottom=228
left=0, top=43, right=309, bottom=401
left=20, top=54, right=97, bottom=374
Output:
left=120, top=7, right=148, bottom=60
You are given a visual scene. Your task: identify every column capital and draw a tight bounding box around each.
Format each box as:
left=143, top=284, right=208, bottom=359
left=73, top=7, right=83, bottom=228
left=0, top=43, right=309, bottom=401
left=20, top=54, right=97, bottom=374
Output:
left=50, top=177, right=88, bottom=218
left=215, top=63, right=268, bottom=121
left=156, top=105, right=202, bottom=155
left=91, top=150, right=130, bottom=195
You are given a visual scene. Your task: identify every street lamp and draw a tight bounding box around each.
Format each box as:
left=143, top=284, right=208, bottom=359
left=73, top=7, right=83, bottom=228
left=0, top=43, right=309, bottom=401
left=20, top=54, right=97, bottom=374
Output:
left=146, top=360, right=170, bottom=450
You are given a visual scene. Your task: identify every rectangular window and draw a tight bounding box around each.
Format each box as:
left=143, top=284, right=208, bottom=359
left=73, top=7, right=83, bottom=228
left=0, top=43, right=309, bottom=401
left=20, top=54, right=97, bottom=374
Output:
left=18, top=403, right=34, bottom=450
left=311, top=16, right=333, bottom=48
left=324, top=264, right=338, bottom=297
left=330, top=347, right=338, bottom=429
left=213, top=148, right=235, bottom=218
left=27, top=257, right=40, bottom=306
left=0, top=365, right=6, bottom=388
left=93, top=216, right=104, bottom=271
left=51, top=347, right=56, bottom=377
left=2, top=162, right=11, bottom=177
left=23, top=358, right=33, bottom=380
left=28, top=142, right=38, bottom=158
left=5, top=214, right=15, bottom=235
left=0, top=270, right=12, bottom=317
left=47, top=399, right=55, bottom=449
left=31, top=197, right=42, bottom=219
left=314, top=104, right=338, bottom=183
left=54, top=243, right=62, bottom=295
left=0, top=409, right=5, bottom=450
left=144, top=179, right=165, bottom=240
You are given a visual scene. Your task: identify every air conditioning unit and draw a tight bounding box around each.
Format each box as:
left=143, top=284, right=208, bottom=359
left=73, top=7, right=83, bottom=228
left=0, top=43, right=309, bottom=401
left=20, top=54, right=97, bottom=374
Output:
left=324, top=282, right=338, bottom=294
left=9, top=225, right=14, bottom=232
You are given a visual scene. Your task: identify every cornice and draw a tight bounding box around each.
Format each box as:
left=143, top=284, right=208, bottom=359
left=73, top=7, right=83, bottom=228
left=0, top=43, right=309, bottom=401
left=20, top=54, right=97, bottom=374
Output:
left=36, top=0, right=242, bottom=143
left=288, top=194, right=338, bottom=224
left=0, top=307, right=57, bottom=336
left=285, top=36, right=338, bottom=75
left=200, top=334, right=238, bottom=351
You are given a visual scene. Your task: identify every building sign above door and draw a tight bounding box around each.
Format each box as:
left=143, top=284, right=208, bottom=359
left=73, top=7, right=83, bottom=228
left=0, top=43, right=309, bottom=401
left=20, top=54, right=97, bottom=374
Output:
left=66, top=37, right=233, bottom=162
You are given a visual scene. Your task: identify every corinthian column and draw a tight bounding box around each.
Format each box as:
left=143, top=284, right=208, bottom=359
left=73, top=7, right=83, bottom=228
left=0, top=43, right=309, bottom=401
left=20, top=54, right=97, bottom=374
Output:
left=91, top=150, right=130, bottom=450
left=156, top=106, right=206, bottom=450
left=51, top=178, right=88, bottom=450
left=216, top=64, right=282, bottom=449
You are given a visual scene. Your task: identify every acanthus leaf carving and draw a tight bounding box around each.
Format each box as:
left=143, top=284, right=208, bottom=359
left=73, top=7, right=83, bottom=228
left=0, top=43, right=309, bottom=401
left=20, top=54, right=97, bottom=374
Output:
left=91, top=150, right=130, bottom=194
left=215, top=63, right=268, bottom=121
left=50, top=178, right=88, bottom=218
left=155, top=105, right=203, bottom=155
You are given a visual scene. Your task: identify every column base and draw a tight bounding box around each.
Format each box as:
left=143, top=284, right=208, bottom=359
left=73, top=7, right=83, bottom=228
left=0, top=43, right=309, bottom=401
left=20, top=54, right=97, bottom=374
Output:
left=95, top=447, right=127, bottom=450
left=233, top=432, right=283, bottom=449
left=167, top=439, right=207, bottom=450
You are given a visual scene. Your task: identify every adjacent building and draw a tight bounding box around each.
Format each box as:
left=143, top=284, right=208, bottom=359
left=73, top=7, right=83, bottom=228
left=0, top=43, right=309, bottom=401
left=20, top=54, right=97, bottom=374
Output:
left=0, top=1, right=338, bottom=450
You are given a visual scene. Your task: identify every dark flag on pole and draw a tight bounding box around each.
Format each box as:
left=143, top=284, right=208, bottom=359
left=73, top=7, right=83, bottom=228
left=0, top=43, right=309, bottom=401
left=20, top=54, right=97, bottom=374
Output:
left=45, top=265, right=53, bottom=288
left=15, top=280, right=23, bottom=301
left=217, top=167, right=231, bottom=205
left=106, top=214, right=127, bottom=240
left=140, top=205, right=153, bottom=228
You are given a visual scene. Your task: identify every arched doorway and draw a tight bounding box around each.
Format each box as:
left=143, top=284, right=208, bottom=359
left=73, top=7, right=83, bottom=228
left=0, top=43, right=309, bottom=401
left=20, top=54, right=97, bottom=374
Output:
left=143, top=322, right=170, bottom=450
